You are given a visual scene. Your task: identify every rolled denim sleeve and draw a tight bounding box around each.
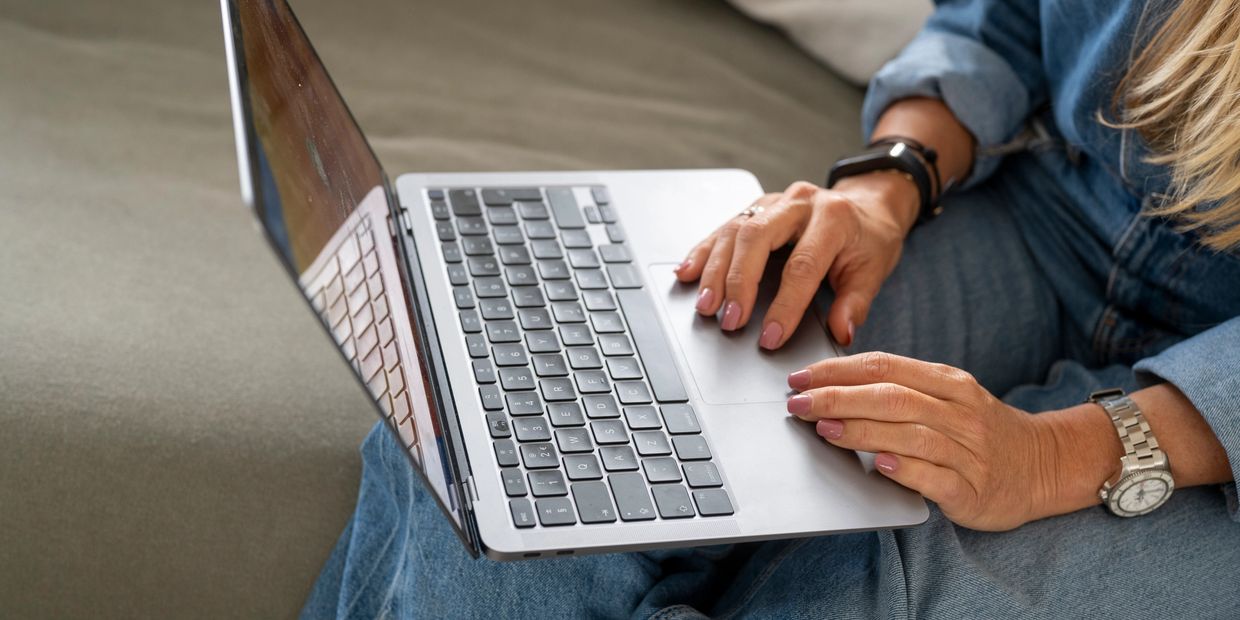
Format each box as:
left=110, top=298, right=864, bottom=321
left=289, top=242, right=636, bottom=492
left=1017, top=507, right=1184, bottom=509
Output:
left=1134, top=316, right=1240, bottom=521
left=861, top=0, right=1046, bottom=187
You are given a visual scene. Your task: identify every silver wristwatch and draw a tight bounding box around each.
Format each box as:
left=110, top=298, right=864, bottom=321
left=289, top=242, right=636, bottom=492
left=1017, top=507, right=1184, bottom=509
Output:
left=1089, top=388, right=1175, bottom=517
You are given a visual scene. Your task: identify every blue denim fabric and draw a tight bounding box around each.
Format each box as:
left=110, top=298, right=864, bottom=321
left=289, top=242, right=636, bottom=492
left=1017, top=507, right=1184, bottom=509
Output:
left=301, top=153, right=1240, bottom=618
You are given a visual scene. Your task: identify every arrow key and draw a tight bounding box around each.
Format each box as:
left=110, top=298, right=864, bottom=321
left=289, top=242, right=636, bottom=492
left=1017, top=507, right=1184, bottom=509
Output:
left=652, top=484, right=695, bottom=519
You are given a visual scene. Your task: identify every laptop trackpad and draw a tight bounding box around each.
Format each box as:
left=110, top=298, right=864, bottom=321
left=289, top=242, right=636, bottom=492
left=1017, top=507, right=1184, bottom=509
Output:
left=648, top=262, right=839, bottom=405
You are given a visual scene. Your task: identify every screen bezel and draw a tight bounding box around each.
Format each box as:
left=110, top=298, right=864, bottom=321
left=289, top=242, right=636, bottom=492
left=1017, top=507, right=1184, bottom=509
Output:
left=219, top=0, right=480, bottom=555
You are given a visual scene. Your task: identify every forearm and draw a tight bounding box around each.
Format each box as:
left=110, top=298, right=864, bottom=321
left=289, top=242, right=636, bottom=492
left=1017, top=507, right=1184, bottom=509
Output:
left=870, top=97, right=976, bottom=194
left=1035, top=383, right=1233, bottom=519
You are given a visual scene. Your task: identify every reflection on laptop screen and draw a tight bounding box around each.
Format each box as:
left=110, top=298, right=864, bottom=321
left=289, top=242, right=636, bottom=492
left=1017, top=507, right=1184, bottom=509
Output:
left=227, top=0, right=466, bottom=530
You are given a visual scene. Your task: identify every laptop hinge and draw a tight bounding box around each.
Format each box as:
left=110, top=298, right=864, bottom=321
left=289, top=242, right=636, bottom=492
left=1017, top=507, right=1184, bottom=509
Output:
left=463, top=475, right=479, bottom=506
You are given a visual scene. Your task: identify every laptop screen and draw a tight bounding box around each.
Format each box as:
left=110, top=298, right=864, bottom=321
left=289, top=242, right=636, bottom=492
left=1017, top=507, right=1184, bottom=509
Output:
left=223, top=0, right=470, bottom=536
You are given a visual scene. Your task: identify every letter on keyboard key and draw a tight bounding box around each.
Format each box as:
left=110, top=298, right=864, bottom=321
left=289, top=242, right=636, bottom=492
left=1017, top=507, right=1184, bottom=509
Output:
left=632, top=430, right=672, bottom=456
left=572, top=481, right=617, bottom=523
left=615, top=381, right=653, bottom=405
left=564, top=454, right=602, bottom=479
left=535, top=497, right=577, bottom=526
left=652, top=484, right=695, bottom=519
left=539, top=377, right=577, bottom=402
left=600, top=445, right=639, bottom=471
left=554, top=428, right=594, bottom=454
left=609, top=472, right=656, bottom=521
left=548, top=402, right=586, bottom=427
left=546, top=188, right=585, bottom=229
left=615, top=290, right=688, bottom=402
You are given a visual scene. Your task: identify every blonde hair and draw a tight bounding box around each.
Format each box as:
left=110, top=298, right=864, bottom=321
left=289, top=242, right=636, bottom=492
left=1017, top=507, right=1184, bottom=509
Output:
left=1113, top=0, right=1240, bottom=251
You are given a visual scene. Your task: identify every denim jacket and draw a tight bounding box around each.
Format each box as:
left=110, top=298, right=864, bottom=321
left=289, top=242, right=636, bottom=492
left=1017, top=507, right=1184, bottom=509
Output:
left=861, top=0, right=1240, bottom=520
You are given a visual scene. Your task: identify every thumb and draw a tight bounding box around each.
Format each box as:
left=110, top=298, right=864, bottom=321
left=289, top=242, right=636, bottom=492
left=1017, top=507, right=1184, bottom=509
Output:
left=826, top=267, right=885, bottom=348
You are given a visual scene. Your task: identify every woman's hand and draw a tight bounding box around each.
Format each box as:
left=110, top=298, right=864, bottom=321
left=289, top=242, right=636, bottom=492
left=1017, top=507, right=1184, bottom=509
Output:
left=786, top=351, right=1064, bottom=531
left=674, top=173, right=919, bottom=349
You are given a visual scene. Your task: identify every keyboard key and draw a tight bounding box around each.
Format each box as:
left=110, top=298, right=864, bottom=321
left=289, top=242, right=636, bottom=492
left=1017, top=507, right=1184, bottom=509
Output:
left=435, top=221, right=456, bottom=241
left=609, top=472, right=656, bottom=521
left=530, top=239, right=562, bottom=259
left=598, top=334, right=634, bottom=356
left=485, top=321, right=521, bottom=343
left=502, top=468, right=528, bottom=497
left=499, top=366, right=536, bottom=391
left=559, top=324, right=594, bottom=346
left=591, top=420, right=629, bottom=445
left=633, top=430, right=672, bottom=456
left=520, top=443, right=559, bottom=469
left=468, top=256, right=500, bottom=276
left=473, top=277, right=507, bottom=298
left=461, top=236, right=494, bottom=256
left=616, top=381, right=653, bottom=405
left=605, top=224, right=626, bottom=243
left=574, top=370, right=611, bottom=394
left=590, top=311, right=625, bottom=333
left=512, top=287, right=545, bottom=308
left=652, top=484, right=695, bottom=519
left=616, top=289, right=688, bottom=402
left=531, top=353, right=568, bottom=377
left=492, top=343, right=528, bottom=367
left=513, top=414, right=553, bottom=443
left=547, top=402, right=586, bottom=427
left=606, top=264, right=643, bottom=289
left=683, top=462, right=724, bottom=488
left=509, top=498, right=536, bottom=527
left=599, top=205, right=618, bottom=224
left=459, top=310, right=482, bottom=333
left=449, top=188, right=481, bottom=216
left=482, top=187, right=542, bottom=205
left=642, top=456, right=682, bottom=483
left=499, top=245, right=532, bottom=265
left=427, top=189, right=446, bottom=200
left=537, top=260, right=571, bottom=280
left=447, top=263, right=469, bottom=285
left=606, top=357, right=643, bottom=380
left=582, top=290, right=617, bottom=311
left=551, top=302, right=586, bottom=324
left=598, top=244, right=630, bottom=263
left=525, top=331, right=561, bottom=353
left=567, top=249, right=600, bottom=269
left=623, top=405, right=661, bottom=430
left=575, top=269, right=608, bottom=290
left=504, top=392, right=542, bottom=416
left=486, top=206, right=518, bottom=225
left=516, top=200, right=550, bottom=220
left=466, top=334, right=489, bottom=358
left=572, top=481, right=617, bottom=524
left=486, top=412, right=511, bottom=438
left=506, top=266, right=539, bottom=287
left=562, top=229, right=593, bottom=249
left=429, top=200, right=450, bottom=220
left=528, top=470, right=568, bottom=497
left=453, top=287, right=475, bottom=309
left=525, top=220, right=556, bottom=240
left=441, top=242, right=463, bottom=263
left=546, top=187, right=585, bottom=229
left=693, top=488, right=735, bottom=516
left=479, top=385, right=503, bottom=410
left=600, top=445, right=639, bottom=472
left=591, top=186, right=610, bottom=205
left=518, top=308, right=553, bottom=330
left=545, top=280, right=578, bottom=301
left=494, top=439, right=519, bottom=467
left=566, top=346, right=603, bottom=369
left=582, top=394, right=621, bottom=419
left=457, top=217, right=487, bottom=236
left=479, top=298, right=514, bottom=320
left=564, top=454, right=602, bottom=480
left=535, top=497, right=577, bottom=526
left=554, top=428, right=594, bottom=453
left=661, top=404, right=702, bottom=434
left=539, top=377, right=577, bottom=402
left=583, top=205, right=602, bottom=224
left=492, top=225, right=525, bottom=245
left=673, top=435, right=712, bottom=461
left=472, top=360, right=496, bottom=384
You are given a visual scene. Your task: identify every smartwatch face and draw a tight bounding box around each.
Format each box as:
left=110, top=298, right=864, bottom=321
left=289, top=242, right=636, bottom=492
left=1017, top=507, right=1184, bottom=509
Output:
left=1117, top=477, right=1171, bottom=514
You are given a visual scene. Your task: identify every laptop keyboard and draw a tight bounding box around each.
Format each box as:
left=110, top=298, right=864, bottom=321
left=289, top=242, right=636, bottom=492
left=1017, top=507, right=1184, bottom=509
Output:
left=431, top=186, right=734, bottom=528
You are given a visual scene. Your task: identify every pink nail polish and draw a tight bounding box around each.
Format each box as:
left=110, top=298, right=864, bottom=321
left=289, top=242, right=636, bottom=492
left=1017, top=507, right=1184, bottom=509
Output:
left=786, top=394, right=812, bottom=415
left=695, top=288, right=715, bottom=314
left=759, top=323, right=783, bottom=349
left=675, top=259, right=692, bottom=274
left=816, top=419, right=844, bottom=439
left=721, top=301, right=742, bottom=331
left=787, top=369, right=811, bottom=390
left=875, top=453, right=899, bottom=474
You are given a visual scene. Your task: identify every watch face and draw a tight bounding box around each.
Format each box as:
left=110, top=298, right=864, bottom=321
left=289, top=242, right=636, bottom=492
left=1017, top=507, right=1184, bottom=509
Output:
left=1116, top=476, right=1171, bottom=515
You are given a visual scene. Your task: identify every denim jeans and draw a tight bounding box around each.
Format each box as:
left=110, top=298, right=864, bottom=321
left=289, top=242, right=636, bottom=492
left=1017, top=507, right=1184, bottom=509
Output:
left=301, top=152, right=1240, bottom=619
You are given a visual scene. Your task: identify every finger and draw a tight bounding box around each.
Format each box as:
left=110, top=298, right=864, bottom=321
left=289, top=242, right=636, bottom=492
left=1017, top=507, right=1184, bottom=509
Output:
left=760, top=194, right=852, bottom=349
left=786, top=382, right=961, bottom=433
left=870, top=453, right=977, bottom=513
left=825, top=262, right=886, bottom=348
left=812, top=418, right=970, bottom=469
left=674, top=232, right=717, bottom=283
left=722, top=189, right=812, bottom=333
left=788, top=351, right=977, bottom=402
left=695, top=221, right=739, bottom=316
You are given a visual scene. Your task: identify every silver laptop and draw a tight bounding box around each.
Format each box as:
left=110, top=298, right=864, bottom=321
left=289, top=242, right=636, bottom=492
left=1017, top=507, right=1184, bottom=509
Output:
left=220, top=0, right=926, bottom=560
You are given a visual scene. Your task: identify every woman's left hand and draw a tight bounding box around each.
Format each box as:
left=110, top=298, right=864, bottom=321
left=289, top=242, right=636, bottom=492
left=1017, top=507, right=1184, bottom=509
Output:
left=786, top=351, right=1060, bottom=531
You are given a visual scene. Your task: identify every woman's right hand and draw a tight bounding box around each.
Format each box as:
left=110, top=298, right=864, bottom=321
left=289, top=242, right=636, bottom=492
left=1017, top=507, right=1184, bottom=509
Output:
left=674, top=172, right=921, bottom=350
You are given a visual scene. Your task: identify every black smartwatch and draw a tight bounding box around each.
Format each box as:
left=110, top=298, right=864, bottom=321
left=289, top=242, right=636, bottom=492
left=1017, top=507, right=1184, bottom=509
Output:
left=825, top=137, right=952, bottom=223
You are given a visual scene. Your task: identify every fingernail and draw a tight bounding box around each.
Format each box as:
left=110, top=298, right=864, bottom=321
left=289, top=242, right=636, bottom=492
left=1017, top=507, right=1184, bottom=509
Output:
left=875, top=453, right=899, bottom=474
left=786, top=394, right=812, bottom=415
left=721, top=301, right=742, bottom=331
left=846, top=321, right=856, bottom=347
left=695, top=288, right=715, bottom=314
left=759, top=322, right=783, bottom=350
left=816, top=419, right=844, bottom=440
left=674, top=259, right=692, bottom=274
left=787, top=369, right=811, bottom=390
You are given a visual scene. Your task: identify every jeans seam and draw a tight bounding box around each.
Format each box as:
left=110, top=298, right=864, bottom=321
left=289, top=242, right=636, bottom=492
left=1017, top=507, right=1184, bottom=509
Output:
left=647, top=604, right=703, bottom=620
left=714, top=538, right=811, bottom=620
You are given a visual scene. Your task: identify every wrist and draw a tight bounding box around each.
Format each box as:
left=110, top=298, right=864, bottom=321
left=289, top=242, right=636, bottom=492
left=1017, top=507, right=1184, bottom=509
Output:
left=1028, top=405, right=1123, bottom=520
left=830, top=171, right=921, bottom=234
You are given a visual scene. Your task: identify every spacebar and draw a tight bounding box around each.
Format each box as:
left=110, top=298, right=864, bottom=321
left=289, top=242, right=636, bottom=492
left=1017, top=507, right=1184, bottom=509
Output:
left=616, top=289, right=688, bottom=403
